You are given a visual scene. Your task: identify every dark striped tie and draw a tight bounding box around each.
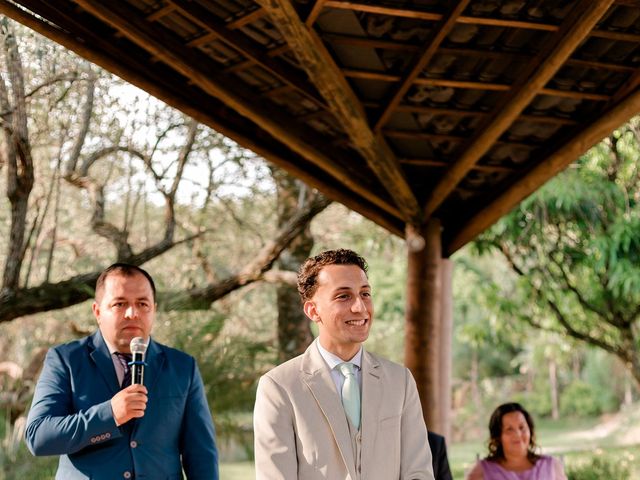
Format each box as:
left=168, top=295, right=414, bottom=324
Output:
left=115, top=352, right=132, bottom=389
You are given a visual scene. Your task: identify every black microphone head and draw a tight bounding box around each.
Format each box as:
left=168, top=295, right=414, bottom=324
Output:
left=130, top=337, right=148, bottom=356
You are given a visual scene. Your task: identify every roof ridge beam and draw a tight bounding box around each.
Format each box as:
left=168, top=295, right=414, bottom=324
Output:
left=256, top=0, right=423, bottom=225
left=422, top=0, right=615, bottom=219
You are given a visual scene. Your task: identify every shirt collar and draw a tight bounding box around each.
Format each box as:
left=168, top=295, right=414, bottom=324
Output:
left=101, top=334, right=151, bottom=355
left=315, top=338, right=363, bottom=371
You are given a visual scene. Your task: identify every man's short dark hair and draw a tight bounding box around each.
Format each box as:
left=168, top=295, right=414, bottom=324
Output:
left=95, top=263, right=156, bottom=302
left=297, top=249, right=368, bottom=302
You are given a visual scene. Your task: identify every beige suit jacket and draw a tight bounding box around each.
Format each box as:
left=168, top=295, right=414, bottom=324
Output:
left=254, top=341, right=435, bottom=480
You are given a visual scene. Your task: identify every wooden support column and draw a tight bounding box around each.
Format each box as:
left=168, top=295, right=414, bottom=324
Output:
left=405, top=219, right=442, bottom=431
left=440, top=258, right=453, bottom=440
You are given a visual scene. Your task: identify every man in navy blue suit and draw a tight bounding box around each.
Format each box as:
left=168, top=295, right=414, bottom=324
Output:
left=25, top=263, right=219, bottom=479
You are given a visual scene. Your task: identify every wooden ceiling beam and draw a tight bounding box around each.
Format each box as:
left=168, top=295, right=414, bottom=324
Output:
left=447, top=87, right=640, bottom=254
left=304, top=0, right=326, bottom=26
left=0, top=1, right=405, bottom=234
left=325, top=34, right=636, bottom=73
left=400, top=158, right=515, bottom=173
left=324, top=1, right=637, bottom=43
left=422, top=0, right=615, bottom=219
left=226, top=8, right=267, bottom=29
left=344, top=68, right=611, bottom=100
left=323, top=1, right=441, bottom=21
left=146, top=4, right=176, bottom=22
left=590, top=29, right=640, bottom=43
left=393, top=104, right=579, bottom=126
left=373, top=0, right=471, bottom=131
left=384, top=129, right=540, bottom=150
left=70, top=0, right=401, bottom=220
left=166, top=0, right=325, bottom=109
left=256, top=0, right=423, bottom=225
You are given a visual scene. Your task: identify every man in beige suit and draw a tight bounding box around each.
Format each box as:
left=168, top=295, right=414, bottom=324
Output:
left=254, top=249, right=435, bottom=479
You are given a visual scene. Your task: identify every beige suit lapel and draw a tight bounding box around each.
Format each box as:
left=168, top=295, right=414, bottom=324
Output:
left=360, top=351, right=382, bottom=475
left=301, top=343, right=357, bottom=480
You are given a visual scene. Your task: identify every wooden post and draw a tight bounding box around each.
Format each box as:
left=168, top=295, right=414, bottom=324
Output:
left=405, top=219, right=442, bottom=431
left=440, top=258, right=453, bottom=440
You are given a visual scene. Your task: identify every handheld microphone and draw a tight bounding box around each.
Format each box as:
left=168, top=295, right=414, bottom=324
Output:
left=129, top=337, right=148, bottom=386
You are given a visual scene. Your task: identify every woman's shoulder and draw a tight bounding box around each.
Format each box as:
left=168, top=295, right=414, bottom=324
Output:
left=535, top=455, right=567, bottom=479
left=464, top=460, right=485, bottom=480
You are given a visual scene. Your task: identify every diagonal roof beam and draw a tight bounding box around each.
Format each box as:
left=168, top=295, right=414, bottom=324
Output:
left=255, top=0, right=423, bottom=225
left=447, top=86, right=640, bottom=254
left=373, top=0, right=471, bottom=132
left=69, top=0, right=401, bottom=220
left=422, top=0, right=616, bottom=219
left=0, top=0, right=404, bottom=234
left=166, top=0, right=326, bottom=110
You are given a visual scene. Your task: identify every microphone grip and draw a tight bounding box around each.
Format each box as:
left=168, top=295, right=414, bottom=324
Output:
left=131, top=352, right=145, bottom=385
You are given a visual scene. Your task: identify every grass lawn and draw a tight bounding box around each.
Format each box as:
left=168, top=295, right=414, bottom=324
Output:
left=219, top=461, right=254, bottom=479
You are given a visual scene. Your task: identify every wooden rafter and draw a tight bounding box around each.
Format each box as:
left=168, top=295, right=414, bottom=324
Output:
left=324, top=34, right=637, bottom=74
left=304, top=0, right=326, bottom=26
left=399, top=158, right=514, bottom=174
left=323, top=0, right=640, bottom=44
left=166, top=0, right=325, bottom=110
left=0, top=0, right=404, bottom=236
left=373, top=0, right=471, bottom=131
left=447, top=87, right=640, bottom=254
left=146, top=4, right=176, bottom=22
left=256, top=0, right=423, bottom=225
left=392, top=105, right=579, bottom=126
left=226, top=8, right=267, bottom=29
left=343, top=68, right=612, bottom=101
left=422, top=0, right=615, bottom=219
left=383, top=129, right=540, bottom=150
left=70, top=0, right=401, bottom=221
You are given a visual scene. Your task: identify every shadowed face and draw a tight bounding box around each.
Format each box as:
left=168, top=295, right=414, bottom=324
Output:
left=92, top=272, right=155, bottom=353
left=303, top=264, right=373, bottom=361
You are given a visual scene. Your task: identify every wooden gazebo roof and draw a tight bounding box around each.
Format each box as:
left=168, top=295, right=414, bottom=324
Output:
left=4, top=0, right=640, bottom=254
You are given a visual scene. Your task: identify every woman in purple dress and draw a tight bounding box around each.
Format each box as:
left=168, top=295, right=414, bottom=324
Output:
left=465, top=403, right=567, bottom=480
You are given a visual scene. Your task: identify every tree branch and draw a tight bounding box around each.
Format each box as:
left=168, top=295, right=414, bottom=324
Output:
left=159, top=195, right=331, bottom=311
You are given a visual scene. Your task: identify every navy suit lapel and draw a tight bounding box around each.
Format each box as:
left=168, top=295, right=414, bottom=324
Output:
left=132, top=339, right=164, bottom=437
left=88, top=331, right=120, bottom=394
left=143, top=339, right=165, bottom=393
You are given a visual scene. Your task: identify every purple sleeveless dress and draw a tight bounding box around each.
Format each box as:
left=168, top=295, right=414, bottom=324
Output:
left=480, top=455, right=555, bottom=479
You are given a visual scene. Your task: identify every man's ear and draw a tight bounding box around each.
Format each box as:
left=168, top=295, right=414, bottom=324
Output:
left=91, top=301, right=100, bottom=322
left=303, top=300, right=320, bottom=324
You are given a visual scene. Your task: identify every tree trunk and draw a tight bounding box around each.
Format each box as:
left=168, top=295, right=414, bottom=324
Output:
left=272, top=168, right=314, bottom=362
left=549, top=357, right=559, bottom=420
left=471, top=347, right=480, bottom=408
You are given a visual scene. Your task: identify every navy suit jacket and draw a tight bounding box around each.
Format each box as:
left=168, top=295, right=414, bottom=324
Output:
left=429, top=431, right=453, bottom=480
left=25, top=331, right=218, bottom=480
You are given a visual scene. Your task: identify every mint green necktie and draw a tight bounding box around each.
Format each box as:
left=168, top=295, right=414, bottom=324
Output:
left=338, top=362, right=360, bottom=430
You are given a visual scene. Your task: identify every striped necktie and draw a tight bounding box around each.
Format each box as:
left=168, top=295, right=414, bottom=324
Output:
left=115, top=352, right=132, bottom=389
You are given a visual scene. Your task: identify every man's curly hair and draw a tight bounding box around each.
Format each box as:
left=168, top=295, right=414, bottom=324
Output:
left=297, top=249, right=368, bottom=302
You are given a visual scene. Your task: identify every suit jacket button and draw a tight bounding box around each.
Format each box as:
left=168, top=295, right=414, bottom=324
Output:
left=90, top=437, right=96, bottom=444
left=105, top=432, right=111, bottom=439
left=123, top=471, right=132, bottom=479
left=130, top=440, right=138, bottom=448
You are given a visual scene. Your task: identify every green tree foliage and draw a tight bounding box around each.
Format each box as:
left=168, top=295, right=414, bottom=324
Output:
left=474, top=118, right=640, bottom=388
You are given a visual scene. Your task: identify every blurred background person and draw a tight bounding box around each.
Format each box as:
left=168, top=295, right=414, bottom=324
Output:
left=429, top=431, right=453, bottom=480
left=465, top=402, right=566, bottom=480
